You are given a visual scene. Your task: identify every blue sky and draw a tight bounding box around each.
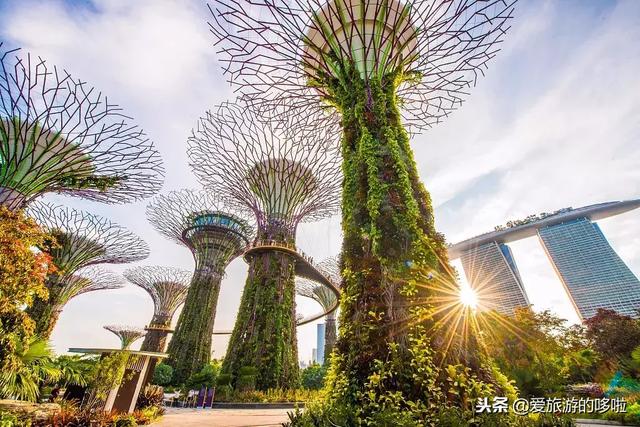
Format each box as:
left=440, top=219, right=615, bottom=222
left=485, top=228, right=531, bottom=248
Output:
left=1, top=0, right=639, bottom=361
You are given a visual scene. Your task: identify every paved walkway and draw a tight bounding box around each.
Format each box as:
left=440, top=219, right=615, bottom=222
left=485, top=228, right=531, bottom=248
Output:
left=153, top=407, right=292, bottom=427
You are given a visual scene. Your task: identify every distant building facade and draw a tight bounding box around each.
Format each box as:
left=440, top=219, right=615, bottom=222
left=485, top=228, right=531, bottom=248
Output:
left=316, top=323, right=326, bottom=365
left=459, top=242, right=529, bottom=315
left=449, top=200, right=640, bottom=320
left=538, top=218, right=640, bottom=320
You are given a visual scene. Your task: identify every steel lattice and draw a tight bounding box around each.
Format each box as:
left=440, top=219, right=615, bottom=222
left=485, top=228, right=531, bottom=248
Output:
left=124, top=266, right=191, bottom=323
left=27, top=202, right=149, bottom=275
left=187, top=101, right=341, bottom=240
left=207, top=0, right=515, bottom=135
left=0, top=44, right=164, bottom=209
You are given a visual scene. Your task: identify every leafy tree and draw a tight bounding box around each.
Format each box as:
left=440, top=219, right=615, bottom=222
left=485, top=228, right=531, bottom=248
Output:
left=0, top=206, right=55, bottom=372
left=152, top=363, right=173, bottom=387
left=483, top=308, right=596, bottom=397
left=584, top=309, right=640, bottom=363
left=301, top=363, right=327, bottom=390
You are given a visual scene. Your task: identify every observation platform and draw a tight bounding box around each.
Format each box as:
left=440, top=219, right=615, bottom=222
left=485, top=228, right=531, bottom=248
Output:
left=212, top=240, right=340, bottom=335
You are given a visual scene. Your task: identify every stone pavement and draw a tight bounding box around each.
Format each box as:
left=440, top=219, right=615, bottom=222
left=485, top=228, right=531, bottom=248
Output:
left=152, top=407, right=292, bottom=426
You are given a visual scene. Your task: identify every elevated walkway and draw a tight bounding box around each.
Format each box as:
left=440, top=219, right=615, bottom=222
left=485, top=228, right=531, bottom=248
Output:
left=212, top=240, right=340, bottom=335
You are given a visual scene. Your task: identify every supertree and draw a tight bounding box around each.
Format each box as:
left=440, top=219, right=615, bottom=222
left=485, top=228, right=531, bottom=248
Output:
left=123, top=266, right=191, bottom=353
left=296, top=256, right=340, bottom=363
left=146, top=189, right=254, bottom=384
left=104, top=325, right=147, bottom=350
left=26, top=202, right=149, bottom=337
left=188, top=102, right=341, bottom=390
left=0, top=44, right=164, bottom=211
left=208, top=0, right=517, bottom=416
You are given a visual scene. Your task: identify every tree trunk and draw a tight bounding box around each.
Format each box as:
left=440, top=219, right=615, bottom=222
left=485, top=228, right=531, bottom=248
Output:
left=222, top=249, right=299, bottom=390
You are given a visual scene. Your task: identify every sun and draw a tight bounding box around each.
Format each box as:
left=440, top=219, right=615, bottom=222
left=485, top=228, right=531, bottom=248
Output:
left=459, top=286, right=478, bottom=309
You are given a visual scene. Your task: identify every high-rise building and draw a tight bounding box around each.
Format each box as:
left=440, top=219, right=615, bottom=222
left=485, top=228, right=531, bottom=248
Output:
left=449, top=199, right=640, bottom=320
left=316, top=323, right=326, bottom=365
left=459, top=242, right=529, bottom=315
left=538, top=218, right=640, bottom=320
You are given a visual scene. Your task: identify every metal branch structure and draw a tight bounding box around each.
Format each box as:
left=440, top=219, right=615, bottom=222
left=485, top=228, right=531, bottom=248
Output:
left=296, top=256, right=341, bottom=362
left=208, top=0, right=517, bottom=412
left=208, top=0, right=515, bottom=134
left=25, top=202, right=149, bottom=338
left=0, top=44, right=164, bottom=210
left=188, top=102, right=341, bottom=390
left=146, top=189, right=254, bottom=384
left=27, top=266, right=124, bottom=339
left=124, top=266, right=192, bottom=353
left=188, top=101, right=341, bottom=240
left=104, top=325, right=147, bottom=350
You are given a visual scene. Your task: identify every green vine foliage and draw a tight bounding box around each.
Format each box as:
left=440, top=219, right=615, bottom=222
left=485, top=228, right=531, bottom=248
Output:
left=25, top=277, right=64, bottom=339
left=222, top=250, right=300, bottom=390
left=166, top=269, right=222, bottom=385
left=289, top=62, right=519, bottom=424
left=84, top=351, right=132, bottom=411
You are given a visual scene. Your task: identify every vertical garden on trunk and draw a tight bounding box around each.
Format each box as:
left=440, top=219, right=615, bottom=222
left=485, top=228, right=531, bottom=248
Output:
left=223, top=249, right=299, bottom=389
left=146, top=189, right=254, bottom=385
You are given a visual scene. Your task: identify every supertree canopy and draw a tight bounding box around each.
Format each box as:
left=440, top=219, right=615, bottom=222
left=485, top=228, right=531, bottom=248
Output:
left=296, top=256, right=341, bottom=362
left=26, top=202, right=149, bottom=337
left=188, top=102, right=341, bottom=390
left=0, top=44, right=164, bottom=210
left=104, top=325, right=147, bottom=350
left=208, top=0, right=516, bottom=418
left=189, top=102, right=341, bottom=241
left=146, top=188, right=254, bottom=384
left=27, top=266, right=124, bottom=340
left=123, top=266, right=191, bottom=353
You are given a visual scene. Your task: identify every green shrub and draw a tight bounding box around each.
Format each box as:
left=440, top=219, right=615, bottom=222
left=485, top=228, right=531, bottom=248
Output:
left=216, top=373, right=232, bottom=387
left=132, top=405, right=164, bottom=425
left=151, top=363, right=172, bottom=387
left=135, top=384, right=164, bottom=410
left=236, top=366, right=258, bottom=392
left=301, top=363, right=326, bottom=390
left=112, top=414, right=137, bottom=427
left=0, top=410, right=30, bottom=427
left=186, top=363, right=219, bottom=389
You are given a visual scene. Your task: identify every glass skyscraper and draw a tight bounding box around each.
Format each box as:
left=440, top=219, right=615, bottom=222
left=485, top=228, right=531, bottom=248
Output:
left=449, top=199, right=640, bottom=320
left=460, top=241, right=530, bottom=315
left=538, top=218, right=640, bottom=320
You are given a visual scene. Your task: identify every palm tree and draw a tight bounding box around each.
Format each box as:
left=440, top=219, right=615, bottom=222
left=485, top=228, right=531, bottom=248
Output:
left=0, top=338, right=60, bottom=402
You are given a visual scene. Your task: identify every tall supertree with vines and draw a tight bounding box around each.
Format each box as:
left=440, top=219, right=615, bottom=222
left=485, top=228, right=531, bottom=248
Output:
left=0, top=44, right=164, bottom=211
left=146, top=189, right=254, bottom=384
left=26, top=203, right=149, bottom=338
left=296, top=256, right=340, bottom=363
left=104, top=325, right=147, bottom=350
left=188, top=102, right=341, bottom=390
left=124, top=266, right=191, bottom=353
left=208, top=0, right=518, bottom=419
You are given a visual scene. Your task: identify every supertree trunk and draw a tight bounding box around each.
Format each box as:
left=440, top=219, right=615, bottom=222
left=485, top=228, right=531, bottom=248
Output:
left=222, top=250, right=299, bottom=390
left=140, top=331, right=166, bottom=353
left=27, top=299, right=61, bottom=339
left=140, top=315, right=171, bottom=353
left=26, top=277, right=63, bottom=339
left=329, top=69, right=468, bottom=407
left=166, top=268, right=222, bottom=384
left=324, top=312, right=337, bottom=363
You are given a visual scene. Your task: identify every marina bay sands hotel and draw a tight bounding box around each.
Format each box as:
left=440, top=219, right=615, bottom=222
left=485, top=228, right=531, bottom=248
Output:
left=448, top=200, right=640, bottom=320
